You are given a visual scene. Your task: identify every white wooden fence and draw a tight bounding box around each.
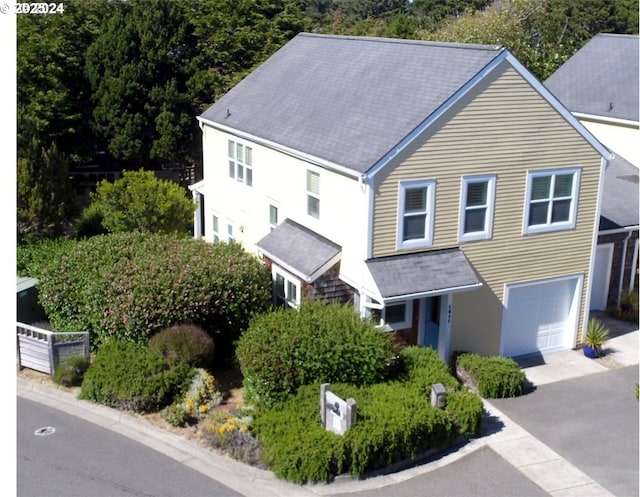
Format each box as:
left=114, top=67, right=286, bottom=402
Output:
left=17, top=322, right=90, bottom=376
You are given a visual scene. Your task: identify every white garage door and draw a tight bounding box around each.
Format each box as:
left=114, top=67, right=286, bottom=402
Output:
left=501, top=276, right=582, bottom=357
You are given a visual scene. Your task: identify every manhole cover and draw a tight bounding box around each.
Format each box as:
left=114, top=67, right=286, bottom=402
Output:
left=34, top=426, right=56, bottom=436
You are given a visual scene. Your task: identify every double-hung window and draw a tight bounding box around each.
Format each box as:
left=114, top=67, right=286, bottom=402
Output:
left=397, top=180, right=436, bottom=250
left=307, top=170, right=320, bottom=219
left=273, top=268, right=300, bottom=309
left=458, top=174, right=496, bottom=242
left=228, top=139, right=253, bottom=186
left=524, top=168, right=580, bottom=234
left=269, top=204, right=279, bottom=231
left=212, top=215, right=220, bottom=242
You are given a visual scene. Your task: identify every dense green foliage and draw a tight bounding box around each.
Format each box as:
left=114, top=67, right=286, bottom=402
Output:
left=253, top=352, right=483, bottom=484
left=36, top=233, right=272, bottom=353
left=236, top=300, right=399, bottom=406
left=456, top=353, right=525, bottom=398
left=79, top=339, right=194, bottom=412
left=149, top=324, right=216, bottom=368
left=89, top=169, right=195, bottom=235
left=52, top=355, right=90, bottom=387
left=17, top=237, right=77, bottom=278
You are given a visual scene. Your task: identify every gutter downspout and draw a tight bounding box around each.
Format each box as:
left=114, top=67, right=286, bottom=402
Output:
left=617, top=230, right=633, bottom=306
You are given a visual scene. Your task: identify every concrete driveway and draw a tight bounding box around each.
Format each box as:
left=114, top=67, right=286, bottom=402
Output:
left=489, top=365, right=639, bottom=497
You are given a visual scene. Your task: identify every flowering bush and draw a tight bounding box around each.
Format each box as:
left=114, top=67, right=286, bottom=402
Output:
left=37, top=233, right=272, bottom=358
left=199, top=409, right=264, bottom=467
left=181, top=368, right=223, bottom=418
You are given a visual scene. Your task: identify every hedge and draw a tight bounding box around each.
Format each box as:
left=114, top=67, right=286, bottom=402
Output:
left=455, top=353, right=525, bottom=398
left=36, top=233, right=272, bottom=355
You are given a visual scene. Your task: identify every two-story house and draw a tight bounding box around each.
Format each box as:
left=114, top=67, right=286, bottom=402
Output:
left=545, top=33, right=639, bottom=311
left=189, top=33, right=611, bottom=361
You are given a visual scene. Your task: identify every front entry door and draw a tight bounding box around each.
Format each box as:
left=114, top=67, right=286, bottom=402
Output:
left=424, top=296, right=441, bottom=350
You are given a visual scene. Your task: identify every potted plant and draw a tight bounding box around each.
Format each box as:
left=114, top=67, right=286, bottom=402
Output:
left=582, top=318, right=609, bottom=358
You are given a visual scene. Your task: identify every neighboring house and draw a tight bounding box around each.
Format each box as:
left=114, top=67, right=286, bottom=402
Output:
left=545, top=33, right=639, bottom=310
left=190, top=33, right=611, bottom=361
left=545, top=33, right=639, bottom=168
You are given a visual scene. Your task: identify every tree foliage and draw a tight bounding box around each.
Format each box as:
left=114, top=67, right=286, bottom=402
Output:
left=89, top=169, right=195, bottom=235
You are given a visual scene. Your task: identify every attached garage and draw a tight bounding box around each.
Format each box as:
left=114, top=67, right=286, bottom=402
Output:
left=500, top=275, right=583, bottom=357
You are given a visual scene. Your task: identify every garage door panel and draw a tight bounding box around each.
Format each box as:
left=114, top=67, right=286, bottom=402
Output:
left=502, top=277, right=580, bottom=357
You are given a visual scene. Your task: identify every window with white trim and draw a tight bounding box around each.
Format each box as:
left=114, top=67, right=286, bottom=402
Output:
left=397, top=180, right=436, bottom=250
left=227, top=223, right=235, bottom=243
left=307, top=170, right=320, bottom=219
left=364, top=298, right=412, bottom=331
left=459, top=174, right=496, bottom=242
left=228, top=139, right=253, bottom=186
left=273, top=268, right=300, bottom=309
left=524, top=168, right=580, bottom=234
left=212, top=215, right=220, bottom=242
left=269, top=204, right=278, bottom=231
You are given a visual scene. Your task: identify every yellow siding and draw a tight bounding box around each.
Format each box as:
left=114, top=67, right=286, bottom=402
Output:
left=372, top=61, right=603, bottom=354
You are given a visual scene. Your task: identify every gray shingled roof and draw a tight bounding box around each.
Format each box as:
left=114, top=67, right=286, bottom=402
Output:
left=600, top=154, right=639, bottom=230
left=545, top=34, right=639, bottom=122
left=201, top=33, right=502, bottom=173
left=256, top=219, right=341, bottom=281
left=366, top=248, right=480, bottom=299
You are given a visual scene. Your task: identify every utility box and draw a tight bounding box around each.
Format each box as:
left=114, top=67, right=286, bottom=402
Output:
left=430, top=383, right=447, bottom=408
left=17, top=276, right=47, bottom=324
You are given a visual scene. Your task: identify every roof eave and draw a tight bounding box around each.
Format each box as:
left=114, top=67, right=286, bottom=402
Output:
left=382, top=282, right=482, bottom=304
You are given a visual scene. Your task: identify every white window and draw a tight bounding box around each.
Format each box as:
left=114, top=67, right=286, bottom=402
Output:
left=212, top=215, right=220, bottom=242
left=364, top=298, right=412, bottom=331
left=269, top=204, right=278, bottom=231
left=227, top=223, right=234, bottom=243
left=524, top=168, right=580, bottom=234
left=397, top=180, right=436, bottom=250
left=307, top=170, right=320, bottom=219
left=228, top=139, right=253, bottom=186
left=458, top=174, right=497, bottom=242
left=273, top=268, right=300, bottom=309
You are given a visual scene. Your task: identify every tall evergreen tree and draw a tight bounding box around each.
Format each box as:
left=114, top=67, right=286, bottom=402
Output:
left=86, top=0, right=197, bottom=168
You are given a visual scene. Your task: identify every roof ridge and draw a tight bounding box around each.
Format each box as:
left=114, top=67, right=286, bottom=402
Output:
left=297, top=32, right=503, bottom=52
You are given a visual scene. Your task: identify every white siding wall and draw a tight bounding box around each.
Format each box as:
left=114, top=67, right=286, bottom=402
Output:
left=200, top=125, right=369, bottom=287
left=579, top=119, right=640, bottom=168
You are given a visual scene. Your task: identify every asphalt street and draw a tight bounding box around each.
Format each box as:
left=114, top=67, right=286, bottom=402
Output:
left=17, top=397, right=244, bottom=497
left=490, top=365, right=639, bottom=497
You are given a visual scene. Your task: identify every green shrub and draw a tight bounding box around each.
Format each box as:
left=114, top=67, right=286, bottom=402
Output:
left=37, top=233, right=271, bottom=354
left=253, top=382, right=454, bottom=483
left=236, top=300, right=399, bottom=407
left=16, top=238, right=77, bottom=278
left=52, top=355, right=90, bottom=387
left=399, top=346, right=459, bottom=392
left=444, top=389, right=483, bottom=436
left=79, top=339, right=194, bottom=412
left=160, top=404, right=189, bottom=427
left=456, top=353, right=525, bottom=398
left=149, top=324, right=215, bottom=368
left=74, top=202, right=108, bottom=239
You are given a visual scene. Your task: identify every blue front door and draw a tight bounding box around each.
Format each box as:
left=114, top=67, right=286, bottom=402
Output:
left=425, top=296, right=440, bottom=350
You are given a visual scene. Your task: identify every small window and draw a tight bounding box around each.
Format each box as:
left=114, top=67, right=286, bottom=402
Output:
left=228, top=139, right=253, bottom=186
left=212, top=215, right=219, bottom=242
left=459, top=174, right=496, bottom=242
left=227, top=223, right=234, bottom=243
left=269, top=204, right=278, bottom=231
left=273, top=269, right=300, bottom=309
left=524, top=168, right=580, bottom=234
left=397, top=180, right=436, bottom=250
left=364, top=298, right=412, bottom=331
left=307, top=170, right=320, bottom=219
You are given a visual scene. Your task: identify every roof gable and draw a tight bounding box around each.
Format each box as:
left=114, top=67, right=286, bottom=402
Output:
left=200, top=33, right=502, bottom=173
left=600, top=154, right=639, bottom=230
left=545, top=34, right=639, bottom=122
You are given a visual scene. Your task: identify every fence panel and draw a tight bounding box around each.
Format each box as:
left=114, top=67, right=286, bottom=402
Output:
left=17, top=323, right=90, bottom=376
